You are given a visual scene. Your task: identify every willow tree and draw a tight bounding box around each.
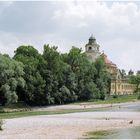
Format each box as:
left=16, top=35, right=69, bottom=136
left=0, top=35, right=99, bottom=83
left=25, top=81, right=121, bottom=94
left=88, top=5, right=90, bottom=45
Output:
left=0, top=54, right=25, bottom=106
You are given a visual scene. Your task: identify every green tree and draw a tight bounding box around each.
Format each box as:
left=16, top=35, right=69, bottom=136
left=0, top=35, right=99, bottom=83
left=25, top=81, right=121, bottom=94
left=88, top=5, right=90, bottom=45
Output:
left=121, top=69, right=126, bottom=78
left=10, top=44, right=111, bottom=105
left=14, top=46, right=46, bottom=105
left=64, top=47, right=99, bottom=101
left=0, top=54, right=25, bottom=106
left=130, top=74, right=140, bottom=94
left=94, top=57, right=111, bottom=100
left=42, top=45, right=78, bottom=104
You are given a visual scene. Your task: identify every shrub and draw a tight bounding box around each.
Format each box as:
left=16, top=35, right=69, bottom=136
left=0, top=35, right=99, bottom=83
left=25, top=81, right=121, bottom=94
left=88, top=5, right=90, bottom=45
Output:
left=112, top=95, right=118, bottom=98
left=137, top=95, right=140, bottom=100
left=0, top=119, right=4, bottom=130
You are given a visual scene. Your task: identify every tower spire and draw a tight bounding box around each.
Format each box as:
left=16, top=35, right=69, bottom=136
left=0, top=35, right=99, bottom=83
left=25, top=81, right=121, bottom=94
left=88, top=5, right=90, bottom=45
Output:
left=88, top=34, right=96, bottom=45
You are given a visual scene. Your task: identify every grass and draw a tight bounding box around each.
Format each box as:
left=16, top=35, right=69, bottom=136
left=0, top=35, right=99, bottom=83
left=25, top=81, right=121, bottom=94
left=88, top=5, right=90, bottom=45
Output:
left=73, top=95, right=138, bottom=105
left=0, top=102, right=31, bottom=113
left=90, top=95, right=137, bottom=104
left=0, top=108, right=96, bottom=119
left=0, top=110, right=67, bottom=119
left=85, top=126, right=140, bottom=139
left=85, top=130, right=115, bottom=139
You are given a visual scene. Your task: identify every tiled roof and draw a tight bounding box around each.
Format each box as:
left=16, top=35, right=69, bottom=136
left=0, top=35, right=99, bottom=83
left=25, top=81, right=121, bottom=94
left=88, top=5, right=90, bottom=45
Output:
left=101, top=53, right=117, bottom=67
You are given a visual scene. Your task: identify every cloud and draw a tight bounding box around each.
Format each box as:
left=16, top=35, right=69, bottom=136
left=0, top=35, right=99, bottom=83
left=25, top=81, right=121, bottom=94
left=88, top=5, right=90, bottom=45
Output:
left=0, top=1, right=140, bottom=71
left=0, top=31, right=18, bottom=52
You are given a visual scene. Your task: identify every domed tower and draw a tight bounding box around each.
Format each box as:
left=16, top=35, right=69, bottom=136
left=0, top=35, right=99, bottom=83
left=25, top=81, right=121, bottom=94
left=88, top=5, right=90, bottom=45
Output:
left=85, top=35, right=101, bottom=62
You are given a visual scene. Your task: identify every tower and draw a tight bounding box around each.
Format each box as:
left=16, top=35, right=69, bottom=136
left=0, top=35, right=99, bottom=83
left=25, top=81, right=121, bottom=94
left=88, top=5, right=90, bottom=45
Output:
left=85, top=35, right=101, bottom=62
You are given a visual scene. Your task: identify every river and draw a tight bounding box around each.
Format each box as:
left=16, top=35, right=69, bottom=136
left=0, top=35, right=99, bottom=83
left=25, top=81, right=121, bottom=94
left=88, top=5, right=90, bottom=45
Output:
left=90, top=101, right=140, bottom=139
left=93, top=101, right=140, bottom=112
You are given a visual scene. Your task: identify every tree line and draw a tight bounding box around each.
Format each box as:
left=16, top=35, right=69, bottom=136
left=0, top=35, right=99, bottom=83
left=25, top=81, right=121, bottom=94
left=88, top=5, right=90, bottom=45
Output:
left=0, top=45, right=111, bottom=106
left=130, top=70, right=140, bottom=99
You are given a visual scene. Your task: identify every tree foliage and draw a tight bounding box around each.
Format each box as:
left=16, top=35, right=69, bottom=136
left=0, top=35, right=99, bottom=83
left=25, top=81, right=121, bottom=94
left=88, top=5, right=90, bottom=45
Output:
left=130, top=73, right=140, bottom=93
left=14, top=46, right=46, bottom=105
left=0, top=45, right=111, bottom=106
left=0, top=54, right=25, bottom=105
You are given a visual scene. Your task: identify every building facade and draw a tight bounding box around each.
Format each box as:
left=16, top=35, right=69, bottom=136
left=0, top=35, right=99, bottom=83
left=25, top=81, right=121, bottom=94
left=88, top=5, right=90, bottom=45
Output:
left=85, top=35, right=135, bottom=95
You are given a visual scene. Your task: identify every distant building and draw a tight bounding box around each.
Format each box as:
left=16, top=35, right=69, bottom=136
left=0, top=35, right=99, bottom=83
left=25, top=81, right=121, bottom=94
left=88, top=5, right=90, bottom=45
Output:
left=85, top=35, right=101, bottom=62
left=85, top=35, right=135, bottom=95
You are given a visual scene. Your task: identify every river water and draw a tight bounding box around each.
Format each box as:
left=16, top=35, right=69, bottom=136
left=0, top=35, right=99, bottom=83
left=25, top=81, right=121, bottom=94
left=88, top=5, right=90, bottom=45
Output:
left=93, top=126, right=140, bottom=139
left=91, top=102, right=140, bottom=139
left=94, top=101, right=140, bottom=112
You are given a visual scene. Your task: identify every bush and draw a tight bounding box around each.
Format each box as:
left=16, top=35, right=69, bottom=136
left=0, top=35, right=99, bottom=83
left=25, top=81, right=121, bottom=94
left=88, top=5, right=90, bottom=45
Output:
left=137, top=95, right=140, bottom=100
left=0, top=119, right=4, bottom=130
left=112, top=95, right=118, bottom=98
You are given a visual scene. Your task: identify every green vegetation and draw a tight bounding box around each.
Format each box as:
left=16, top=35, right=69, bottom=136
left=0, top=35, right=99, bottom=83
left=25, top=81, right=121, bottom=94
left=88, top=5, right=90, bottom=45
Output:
left=138, top=95, right=140, bottom=100
left=0, top=54, right=25, bottom=106
left=0, top=110, right=69, bottom=119
left=86, top=126, right=140, bottom=139
left=0, top=102, right=31, bottom=113
left=130, top=72, right=140, bottom=98
left=0, top=108, right=96, bottom=119
left=0, top=45, right=110, bottom=106
left=0, top=95, right=138, bottom=119
left=0, top=119, right=4, bottom=130
left=86, top=130, right=115, bottom=139
left=89, top=95, right=137, bottom=104
left=72, top=95, right=137, bottom=105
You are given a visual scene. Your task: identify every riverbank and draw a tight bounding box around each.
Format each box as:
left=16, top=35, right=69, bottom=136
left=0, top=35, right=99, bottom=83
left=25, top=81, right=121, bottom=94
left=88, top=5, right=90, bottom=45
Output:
left=0, top=99, right=140, bottom=119
left=0, top=111, right=140, bottom=139
left=0, top=95, right=137, bottom=112
left=32, top=100, right=139, bottom=111
left=0, top=101, right=140, bottom=139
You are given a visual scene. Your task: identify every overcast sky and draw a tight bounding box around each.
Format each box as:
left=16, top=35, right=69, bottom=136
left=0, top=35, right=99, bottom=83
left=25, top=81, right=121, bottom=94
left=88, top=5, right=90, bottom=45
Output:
left=0, top=1, right=140, bottom=72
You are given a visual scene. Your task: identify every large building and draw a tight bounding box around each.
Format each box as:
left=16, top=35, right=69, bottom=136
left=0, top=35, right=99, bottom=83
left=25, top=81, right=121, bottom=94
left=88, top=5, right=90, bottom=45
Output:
left=85, top=35, right=135, bottom=95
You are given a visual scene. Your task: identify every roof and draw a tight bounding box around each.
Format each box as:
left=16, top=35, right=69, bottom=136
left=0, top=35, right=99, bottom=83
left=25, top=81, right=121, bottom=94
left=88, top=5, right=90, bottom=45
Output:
left=101, top=53, right=117, bottom=68
left=89, top=34, right=96, bottom=40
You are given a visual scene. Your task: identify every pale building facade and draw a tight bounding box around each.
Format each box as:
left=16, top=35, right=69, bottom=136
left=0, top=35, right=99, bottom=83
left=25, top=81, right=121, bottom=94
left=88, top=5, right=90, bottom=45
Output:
left=85, top=35, right=135, bottom=95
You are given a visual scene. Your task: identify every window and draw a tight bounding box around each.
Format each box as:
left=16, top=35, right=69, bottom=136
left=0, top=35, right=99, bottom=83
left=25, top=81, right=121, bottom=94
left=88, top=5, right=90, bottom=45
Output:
left=88, top=47, right=92, bottom=50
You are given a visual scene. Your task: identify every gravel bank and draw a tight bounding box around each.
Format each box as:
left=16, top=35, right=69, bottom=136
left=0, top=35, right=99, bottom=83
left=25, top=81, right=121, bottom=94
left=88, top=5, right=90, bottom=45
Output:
left=0, top=111, right=140, bottom=139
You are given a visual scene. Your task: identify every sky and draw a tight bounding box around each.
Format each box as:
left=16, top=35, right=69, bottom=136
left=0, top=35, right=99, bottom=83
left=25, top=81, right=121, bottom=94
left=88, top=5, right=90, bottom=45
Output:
left=0, top=1, right=140, bottom=72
